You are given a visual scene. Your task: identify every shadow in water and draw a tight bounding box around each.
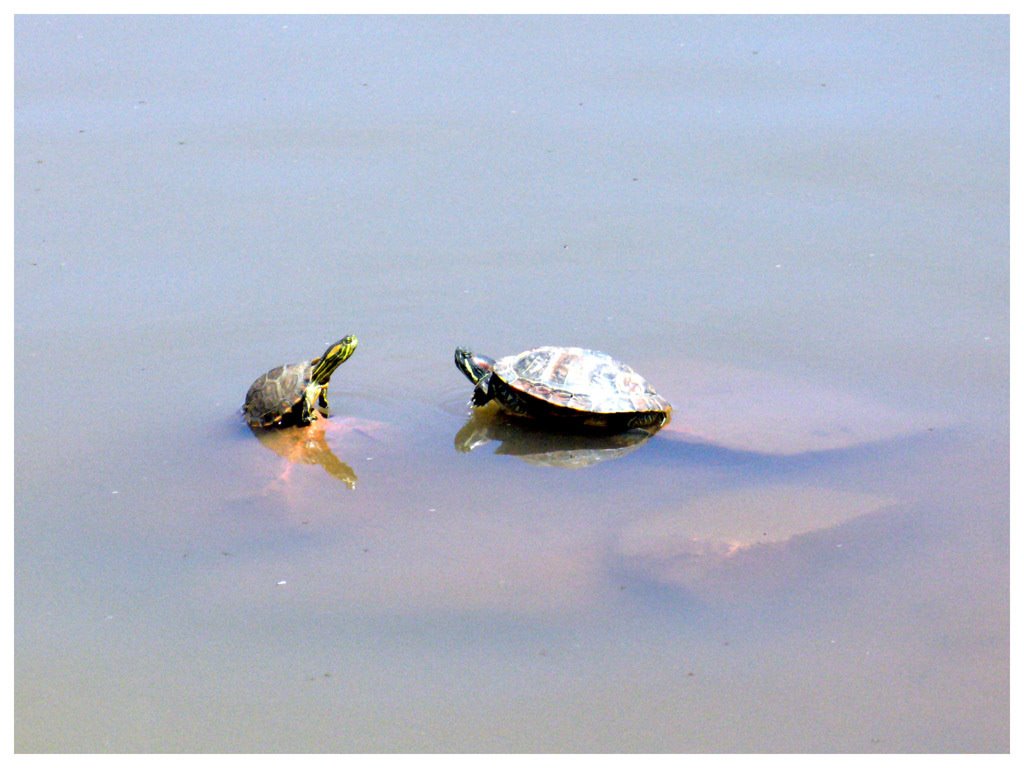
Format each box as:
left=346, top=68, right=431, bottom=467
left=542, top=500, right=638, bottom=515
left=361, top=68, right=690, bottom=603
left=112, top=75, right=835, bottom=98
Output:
left=612, top=498, right=922, bottom=610
left=609, top=428, right=966, bottom=607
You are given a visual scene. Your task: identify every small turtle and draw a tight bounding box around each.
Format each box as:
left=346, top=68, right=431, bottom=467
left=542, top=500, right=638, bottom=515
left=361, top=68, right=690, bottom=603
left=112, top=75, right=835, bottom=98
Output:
left=454, top=345, right=671, bottom=432
left=243, top=336, right=358, bottom=428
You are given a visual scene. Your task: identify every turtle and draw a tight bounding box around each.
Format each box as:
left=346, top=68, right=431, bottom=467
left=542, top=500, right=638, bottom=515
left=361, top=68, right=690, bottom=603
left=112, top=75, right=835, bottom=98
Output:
left=243, top=336, right=358, bottom=428
left=454, top=345, right=671, bottom=432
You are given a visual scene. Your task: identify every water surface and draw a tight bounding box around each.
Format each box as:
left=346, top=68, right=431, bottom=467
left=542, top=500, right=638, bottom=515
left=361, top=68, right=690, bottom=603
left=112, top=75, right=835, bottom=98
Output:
left=14, top=15, right=1008, bottom=752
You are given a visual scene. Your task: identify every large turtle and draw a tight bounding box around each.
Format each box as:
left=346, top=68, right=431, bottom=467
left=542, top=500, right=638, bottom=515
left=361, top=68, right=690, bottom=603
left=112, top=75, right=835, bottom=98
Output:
left=243, top=336, right=358, bottom=428
left=454, top=345, right=671, bottom=432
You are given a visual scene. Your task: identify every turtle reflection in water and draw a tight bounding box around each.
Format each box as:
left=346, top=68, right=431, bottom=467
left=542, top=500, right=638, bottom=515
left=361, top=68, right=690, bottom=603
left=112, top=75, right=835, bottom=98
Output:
left=455, top=404, right=654, bottom=468
left=251, top=420, right=359, bottom=489
left=454, top=346, right=671, bottom=432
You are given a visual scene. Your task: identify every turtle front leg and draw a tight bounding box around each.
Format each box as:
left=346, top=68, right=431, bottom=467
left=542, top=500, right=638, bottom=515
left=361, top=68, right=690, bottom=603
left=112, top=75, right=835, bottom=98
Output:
left=471, top=373, right=494, bottom=407
left=314, top=384, right=331, bottom=418
left=302, top=386, right=322, bottom=424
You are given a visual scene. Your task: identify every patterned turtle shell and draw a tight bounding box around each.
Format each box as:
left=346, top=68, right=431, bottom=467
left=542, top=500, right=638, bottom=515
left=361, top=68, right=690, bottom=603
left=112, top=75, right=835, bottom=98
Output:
left=243, top=336, right=358, bottom=428
left=455, top=345, right=671, bottom=431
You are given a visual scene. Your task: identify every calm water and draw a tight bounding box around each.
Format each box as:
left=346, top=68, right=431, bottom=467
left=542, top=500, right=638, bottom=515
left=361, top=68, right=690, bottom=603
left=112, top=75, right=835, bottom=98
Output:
left=14, top=15, right=1008, bottom=752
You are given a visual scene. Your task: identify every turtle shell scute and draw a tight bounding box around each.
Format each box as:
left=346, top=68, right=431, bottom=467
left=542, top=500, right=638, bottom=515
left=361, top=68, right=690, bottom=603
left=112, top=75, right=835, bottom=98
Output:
left=243, top=361, right=313, bottom=427
left=494, top=346, right=670, bottom=415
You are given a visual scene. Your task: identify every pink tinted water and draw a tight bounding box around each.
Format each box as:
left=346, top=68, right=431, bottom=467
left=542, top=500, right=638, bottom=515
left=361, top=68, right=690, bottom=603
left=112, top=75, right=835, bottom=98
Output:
left=14, top=16, right=1008, bottom=752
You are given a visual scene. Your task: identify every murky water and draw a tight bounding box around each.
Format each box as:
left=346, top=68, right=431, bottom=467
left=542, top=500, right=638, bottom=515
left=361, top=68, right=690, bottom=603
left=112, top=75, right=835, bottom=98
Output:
left=14, top=15, right=1008, bottom=752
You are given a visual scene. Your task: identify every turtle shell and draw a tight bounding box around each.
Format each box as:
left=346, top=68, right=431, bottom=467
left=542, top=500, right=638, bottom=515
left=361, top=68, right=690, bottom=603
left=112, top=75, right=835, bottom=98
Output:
left=492, top=346, right=671, bottom=416
left=243, top=361, right=315, bottom=428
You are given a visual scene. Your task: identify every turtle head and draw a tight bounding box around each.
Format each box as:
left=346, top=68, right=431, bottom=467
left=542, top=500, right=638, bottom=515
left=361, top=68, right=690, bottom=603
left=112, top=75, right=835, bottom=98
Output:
left=310, top=335, right=358, bottom=385
left=454, top=347, right=494, bottom=384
